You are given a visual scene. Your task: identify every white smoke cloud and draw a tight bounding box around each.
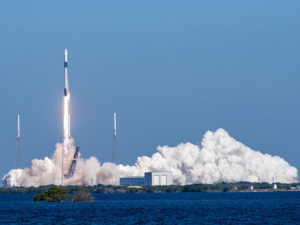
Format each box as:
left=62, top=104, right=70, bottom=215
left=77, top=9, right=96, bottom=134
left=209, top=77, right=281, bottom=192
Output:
left=2, top=129, right=298, bottom=187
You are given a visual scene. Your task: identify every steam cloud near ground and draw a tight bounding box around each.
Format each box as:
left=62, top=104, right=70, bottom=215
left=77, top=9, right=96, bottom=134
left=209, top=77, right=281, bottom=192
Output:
left=2, top=129, right=298, bottom=187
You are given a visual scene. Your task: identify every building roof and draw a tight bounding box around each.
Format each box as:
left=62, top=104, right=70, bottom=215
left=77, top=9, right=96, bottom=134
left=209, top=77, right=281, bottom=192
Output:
left=120, top=176, right=144, bottom=179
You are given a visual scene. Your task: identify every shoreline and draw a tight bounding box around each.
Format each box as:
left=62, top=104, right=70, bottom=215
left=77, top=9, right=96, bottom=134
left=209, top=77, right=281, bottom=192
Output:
left=1, top=182, right=300, bottom=194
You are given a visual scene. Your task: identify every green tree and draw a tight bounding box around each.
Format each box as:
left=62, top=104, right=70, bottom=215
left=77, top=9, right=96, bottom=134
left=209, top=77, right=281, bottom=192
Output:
left=72, top=187, right=94, bottom=202
left=33, top=186, right=70, bottom=202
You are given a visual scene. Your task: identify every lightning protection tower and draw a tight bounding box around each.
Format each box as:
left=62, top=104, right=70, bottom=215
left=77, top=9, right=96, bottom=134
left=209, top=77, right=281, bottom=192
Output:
left=112, top=112, right=118, bottom=164
left=16, top=114, right=23, bottom=169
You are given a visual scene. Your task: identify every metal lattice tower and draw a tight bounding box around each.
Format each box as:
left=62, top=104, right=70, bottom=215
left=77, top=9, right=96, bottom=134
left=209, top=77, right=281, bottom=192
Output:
left=15, top=114, right=23, bottom=169
left=112, top=112, right=118, bottom=164
left=64, top=145, right=80, bottom=179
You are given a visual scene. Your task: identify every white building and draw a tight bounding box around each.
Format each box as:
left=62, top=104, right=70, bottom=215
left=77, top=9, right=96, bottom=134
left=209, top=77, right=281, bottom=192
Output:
left=144, top=171, right=173, bottom=186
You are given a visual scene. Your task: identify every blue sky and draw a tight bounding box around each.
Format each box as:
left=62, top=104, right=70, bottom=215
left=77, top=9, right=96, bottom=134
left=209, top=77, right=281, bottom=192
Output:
left=0, top=1, right=300, bottom=177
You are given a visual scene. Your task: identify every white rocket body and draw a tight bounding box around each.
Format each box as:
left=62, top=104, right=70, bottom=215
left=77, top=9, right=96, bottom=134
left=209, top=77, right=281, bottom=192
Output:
left=112, top=112, right=118, bottom=164
left=17, top=114, right=20, bottom=138
left=113, top=113, right=117, bottom=136
left=64, top=49, right=69, bottom=96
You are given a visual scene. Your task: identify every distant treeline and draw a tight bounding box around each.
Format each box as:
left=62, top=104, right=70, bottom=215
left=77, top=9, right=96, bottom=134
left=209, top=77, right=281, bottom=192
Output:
left=0, top=182, right=299, bottom=194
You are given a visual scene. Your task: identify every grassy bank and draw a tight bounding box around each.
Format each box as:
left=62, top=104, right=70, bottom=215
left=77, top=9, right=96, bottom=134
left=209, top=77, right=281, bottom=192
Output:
left=0, top=182, right=299, bottom=194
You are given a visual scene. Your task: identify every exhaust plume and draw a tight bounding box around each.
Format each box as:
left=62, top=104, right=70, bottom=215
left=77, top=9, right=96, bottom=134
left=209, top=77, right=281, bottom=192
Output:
left=2, top=129, right=298, bottom=187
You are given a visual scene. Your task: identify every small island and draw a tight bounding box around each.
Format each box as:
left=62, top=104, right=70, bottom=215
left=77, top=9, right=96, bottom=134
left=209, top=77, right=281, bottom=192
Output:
left=33, top=186, right=93, bottom=202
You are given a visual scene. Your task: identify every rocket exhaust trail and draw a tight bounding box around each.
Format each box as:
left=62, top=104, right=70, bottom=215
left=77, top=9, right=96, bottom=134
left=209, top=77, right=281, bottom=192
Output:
left=62, top=49, right=71, bottom=185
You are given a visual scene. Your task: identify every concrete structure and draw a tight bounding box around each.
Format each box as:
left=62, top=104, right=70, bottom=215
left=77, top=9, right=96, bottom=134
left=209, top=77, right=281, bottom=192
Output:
left=120, top=176, right=144, bottom=186
left=144, top=171, right=173, bottom=186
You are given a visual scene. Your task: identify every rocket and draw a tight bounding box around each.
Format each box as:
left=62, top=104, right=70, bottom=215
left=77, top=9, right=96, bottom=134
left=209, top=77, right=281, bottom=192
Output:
left=64, top=49, right=69, bottom=96
left=17, top=114, right=21, bottom=138
left=62, top=49, right=71, bottom=184
left=63, top=49, right=71, bottom=140
left=112, top=112, right=118, bottom=164
left=113, top=112, right=117, bottom=136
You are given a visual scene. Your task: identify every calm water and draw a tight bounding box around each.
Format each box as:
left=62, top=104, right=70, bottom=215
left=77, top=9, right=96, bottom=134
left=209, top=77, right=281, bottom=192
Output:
left=0, top=192, right=299, bottom=224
